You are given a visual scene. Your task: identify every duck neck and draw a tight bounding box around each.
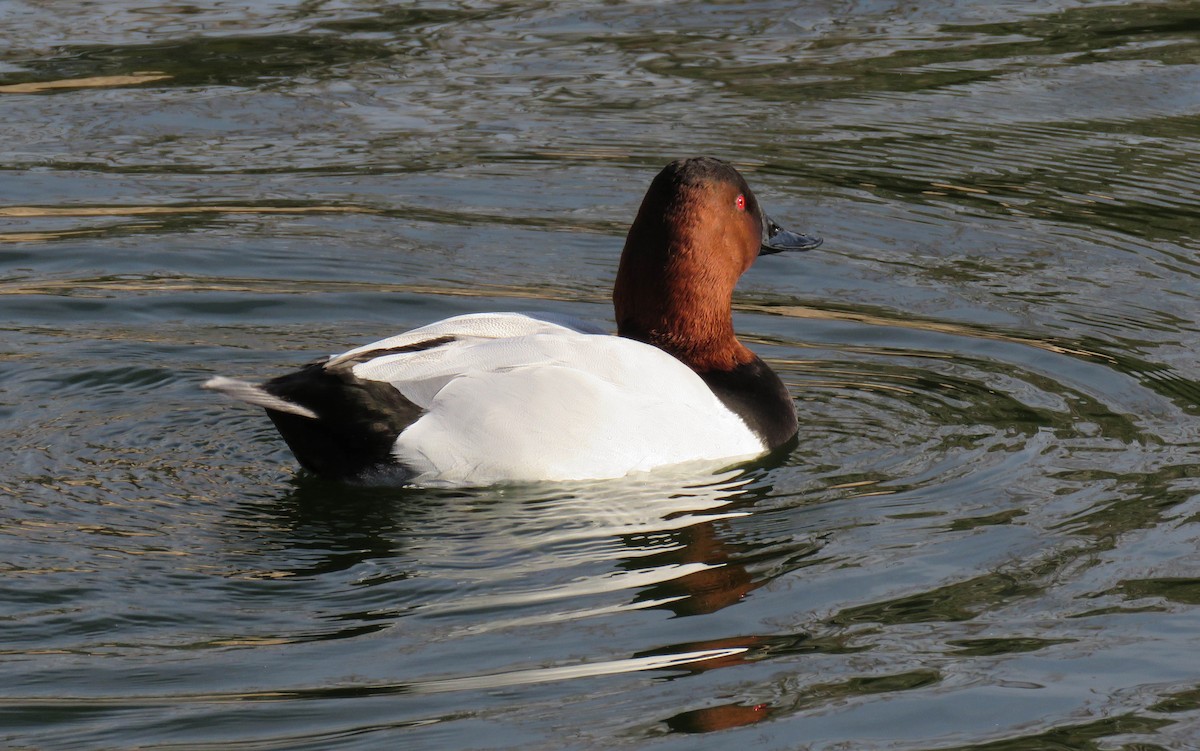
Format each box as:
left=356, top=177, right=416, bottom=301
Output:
left=613, top=228, right=754, bottom=373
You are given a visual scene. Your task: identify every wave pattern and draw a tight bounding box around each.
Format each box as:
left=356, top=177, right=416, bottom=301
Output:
left=2, top=1, right=1199, bottom=749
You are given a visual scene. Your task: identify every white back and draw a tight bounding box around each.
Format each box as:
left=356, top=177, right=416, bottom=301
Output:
left=340, top=313, right=765, bottom=485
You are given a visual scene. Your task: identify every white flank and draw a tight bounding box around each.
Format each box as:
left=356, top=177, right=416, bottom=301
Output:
left=337, top=313, right=766, bottom=486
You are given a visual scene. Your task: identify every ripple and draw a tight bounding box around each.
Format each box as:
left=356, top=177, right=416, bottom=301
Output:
left=3, top=1, right=1200, bottom=749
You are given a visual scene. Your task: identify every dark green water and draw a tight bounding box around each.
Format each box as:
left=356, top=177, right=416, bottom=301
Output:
left=3, top=2, right=1200, bottom=749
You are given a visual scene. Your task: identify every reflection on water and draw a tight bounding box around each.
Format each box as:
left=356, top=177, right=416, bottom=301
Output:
left=2, top=0, right=1200, bottom=749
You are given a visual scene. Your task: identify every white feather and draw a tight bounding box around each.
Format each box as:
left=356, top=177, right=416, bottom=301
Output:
left=328, top=311, right=606, bottom=369
left=339, top=312, right=765, bottom=486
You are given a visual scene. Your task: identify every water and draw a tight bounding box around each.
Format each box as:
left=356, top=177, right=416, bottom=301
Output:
left=3, top=1, right=1200, bottom=748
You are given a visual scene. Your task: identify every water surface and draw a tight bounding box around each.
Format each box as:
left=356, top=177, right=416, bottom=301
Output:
left=3, top=1, right=1200, bottom=749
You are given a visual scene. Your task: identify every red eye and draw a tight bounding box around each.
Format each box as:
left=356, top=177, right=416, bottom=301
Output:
left=735, top=194, right=746, bottom=211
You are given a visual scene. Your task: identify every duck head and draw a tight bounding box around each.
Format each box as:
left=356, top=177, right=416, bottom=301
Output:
left=614, top=157, right=820, bottom=372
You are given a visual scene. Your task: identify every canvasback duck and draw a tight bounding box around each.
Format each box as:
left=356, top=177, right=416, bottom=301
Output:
left=205, top=157, right=821, bottom=485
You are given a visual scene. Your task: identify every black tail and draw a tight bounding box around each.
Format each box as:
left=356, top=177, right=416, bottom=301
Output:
left=261, top=363, right=423, bottom=480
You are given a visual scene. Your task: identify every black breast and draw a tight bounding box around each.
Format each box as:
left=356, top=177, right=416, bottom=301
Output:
left=696, top=356, right=798, bottom=450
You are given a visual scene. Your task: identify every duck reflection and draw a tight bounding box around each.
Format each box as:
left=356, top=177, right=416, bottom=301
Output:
left=218, top=463, right=814, bottom=732
left=222, top=465, right=786, bottom=620
left=665, top=701, right=774, bottom=733
left=628, top=517, right=760, bottom=617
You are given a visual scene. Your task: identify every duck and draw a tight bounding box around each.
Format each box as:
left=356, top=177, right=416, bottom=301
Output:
left=204, top=157, right=821, bottom=486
